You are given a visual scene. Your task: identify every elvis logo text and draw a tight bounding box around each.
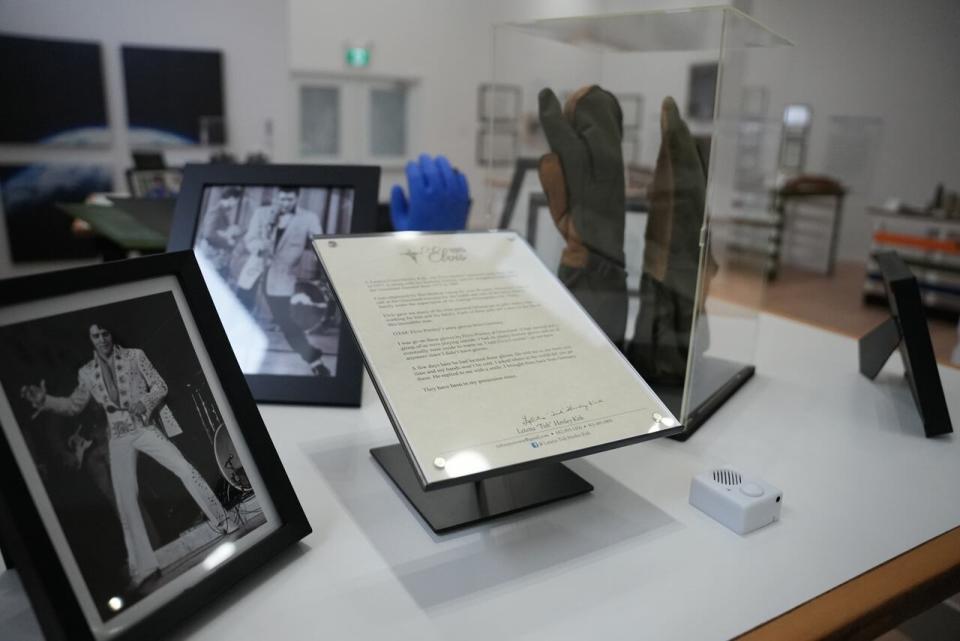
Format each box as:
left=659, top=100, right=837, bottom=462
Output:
left=401, top=246, right=468, bottom=264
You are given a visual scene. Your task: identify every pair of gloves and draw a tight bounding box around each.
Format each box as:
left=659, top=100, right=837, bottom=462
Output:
left=538, top=86, right=710, bottom=384
left=389, top=89, right=709, bottom=386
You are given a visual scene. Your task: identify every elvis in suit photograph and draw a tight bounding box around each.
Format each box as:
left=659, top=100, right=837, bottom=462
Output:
left=234, top=186, right=334, bottom=376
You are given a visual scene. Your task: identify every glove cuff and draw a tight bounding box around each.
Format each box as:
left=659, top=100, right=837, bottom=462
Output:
left=583, top=244, right=627, bottom=274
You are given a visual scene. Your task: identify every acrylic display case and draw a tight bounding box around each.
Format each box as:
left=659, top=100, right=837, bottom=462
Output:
left=483, top=7, right=791, bottom=437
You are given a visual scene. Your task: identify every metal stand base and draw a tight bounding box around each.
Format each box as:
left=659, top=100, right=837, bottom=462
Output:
left=370, top=444, right=593, bottom=534
left=650, top=357, right=756, bottom=442
left=671, top=364, right=755, bottom=441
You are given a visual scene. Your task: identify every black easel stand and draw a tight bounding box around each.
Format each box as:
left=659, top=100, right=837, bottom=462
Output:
left=370, top=444, right=593, bottom=534
left=0, top=493, right=13, bottom=570
left=0, top=540, right=10, bottom=569
left=858, top=251, right=952, bottom=437
left=859, top=316, right=901, bottom=379
left=859, top=314, right=952, bottom=437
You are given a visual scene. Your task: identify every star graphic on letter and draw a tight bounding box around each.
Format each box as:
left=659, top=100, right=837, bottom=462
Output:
left=401, top=249, right=420, bottom=263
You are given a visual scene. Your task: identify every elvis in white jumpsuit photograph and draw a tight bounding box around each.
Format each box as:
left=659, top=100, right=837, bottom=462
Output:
left=20, top=323, right=235, bottom=591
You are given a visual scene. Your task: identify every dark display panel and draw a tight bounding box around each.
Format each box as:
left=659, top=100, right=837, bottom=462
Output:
left=122, top=45, right=226, bottom=146
left=0, top=34, right=110, bottom=146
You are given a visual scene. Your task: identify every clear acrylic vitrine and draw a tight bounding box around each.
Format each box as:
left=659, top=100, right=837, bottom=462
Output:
left=482, top=6, right=791, bottom=437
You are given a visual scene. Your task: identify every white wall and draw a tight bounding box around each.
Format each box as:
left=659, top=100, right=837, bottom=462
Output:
left=0, top=0, right=289, bottom=277
left=742, top=0, right=960, bottom=261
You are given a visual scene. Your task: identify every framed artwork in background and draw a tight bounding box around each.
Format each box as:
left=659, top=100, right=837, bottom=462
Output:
left=0, top=33, right=110, bottom=147
left=687, top=62, right=718, bottom=121
left=0, top=251, right=310, bottom=641
left=168, top=163, right=380, bottom=405
left=121, top=45, right=225, bottom=147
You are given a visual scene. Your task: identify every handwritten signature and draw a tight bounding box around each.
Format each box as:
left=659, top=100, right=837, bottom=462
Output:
left=519, top=398, right=605, bottom=427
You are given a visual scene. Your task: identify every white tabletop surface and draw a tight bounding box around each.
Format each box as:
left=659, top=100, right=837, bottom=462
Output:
left=3, top=313, right=959, bottom=641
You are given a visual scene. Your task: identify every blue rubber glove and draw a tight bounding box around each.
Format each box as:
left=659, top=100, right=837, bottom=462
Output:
left=390, top=154, right=470, bottom=231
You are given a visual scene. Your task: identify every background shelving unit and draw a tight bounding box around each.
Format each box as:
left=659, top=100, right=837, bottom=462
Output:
left=864, top=207, right=960, bottom=320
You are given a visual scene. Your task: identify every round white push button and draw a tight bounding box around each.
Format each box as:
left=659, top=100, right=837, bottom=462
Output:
left=740, top=482, right=764, bottom=497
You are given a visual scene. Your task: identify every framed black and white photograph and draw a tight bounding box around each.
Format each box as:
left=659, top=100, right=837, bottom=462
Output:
left=168, top=164, right=380, bottom=405
left=0, top=251, right=310, bottom=641
left=475, top=127, right=518, bottom=167
left=476, top=83, right=521, bottom=123
left=125, top=168, right=183, bottom=199
left=687, top=62, right=719, bottom=121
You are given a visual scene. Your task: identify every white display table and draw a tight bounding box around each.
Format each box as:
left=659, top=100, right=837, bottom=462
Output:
left=3, top=313, right=959, bottom=641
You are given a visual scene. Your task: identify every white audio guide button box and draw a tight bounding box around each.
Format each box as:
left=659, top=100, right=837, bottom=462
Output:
left=689, top=468, right=782, bottom=535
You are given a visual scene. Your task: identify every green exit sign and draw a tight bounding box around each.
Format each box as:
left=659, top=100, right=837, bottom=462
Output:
left=345, top=46, right=370, bottom=68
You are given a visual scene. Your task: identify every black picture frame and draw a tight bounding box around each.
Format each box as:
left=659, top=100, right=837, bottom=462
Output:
left=169, top=163, right=380, bottom=406
left=859, top=251, right=953, bottom=437
left=125, top=168, right=182, bottom=199
left=0, top=251, right=311, bottom=641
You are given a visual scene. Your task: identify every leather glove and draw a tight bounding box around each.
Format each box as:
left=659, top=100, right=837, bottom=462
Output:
left=391, top=154, right=470, bottom=231
left=538, top=86, right=628, bottom=344
left=627, top=96, right=712, bottom=384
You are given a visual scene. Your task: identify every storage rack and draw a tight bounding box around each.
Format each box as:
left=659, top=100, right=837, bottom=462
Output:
left=864, top=207, right=960, bottom=320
